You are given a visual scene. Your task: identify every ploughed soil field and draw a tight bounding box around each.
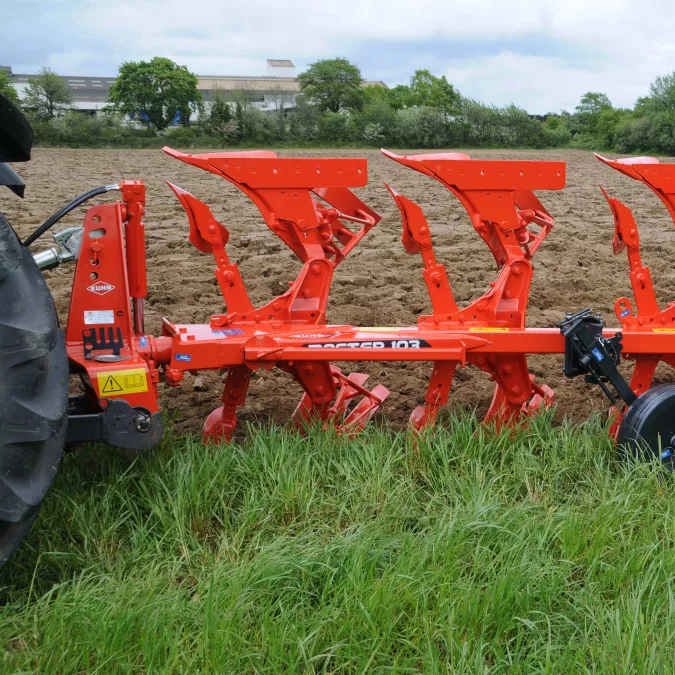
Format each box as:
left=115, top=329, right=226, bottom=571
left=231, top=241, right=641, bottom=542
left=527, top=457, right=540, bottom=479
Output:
left=5, top=148, right=675, bottom=435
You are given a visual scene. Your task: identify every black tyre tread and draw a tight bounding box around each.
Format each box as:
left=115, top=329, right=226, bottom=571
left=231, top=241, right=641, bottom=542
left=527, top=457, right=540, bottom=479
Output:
left=617, top=383, right=675, bottom=466
left=0, top=212, right=68, bottom=566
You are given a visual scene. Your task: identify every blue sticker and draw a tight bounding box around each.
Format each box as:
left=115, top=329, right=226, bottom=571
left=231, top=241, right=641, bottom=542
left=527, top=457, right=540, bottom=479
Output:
left=175, top=353, right=192, bottom=362
left=591, top=347, right=604, bottom=362
left=661, top=448, right=672, bottom=460
left=139, top=336, right=148, bottom=347
left=212, top=328, right=244, bottom=337
left=620, top=309, right=631, bottom=318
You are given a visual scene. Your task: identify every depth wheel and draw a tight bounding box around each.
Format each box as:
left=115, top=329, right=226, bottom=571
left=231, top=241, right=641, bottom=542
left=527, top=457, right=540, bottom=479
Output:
left=617, top=384, right=675, bottom=469
left=0, top=213, right=68, bottom=567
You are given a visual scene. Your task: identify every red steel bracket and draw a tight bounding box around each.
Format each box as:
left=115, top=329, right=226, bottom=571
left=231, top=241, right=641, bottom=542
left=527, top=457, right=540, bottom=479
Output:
left=66, top=182, right=159, bottom=415
left=597, top=155, right=675, bottom=430
left=164, top=147, right=387, bottom=440
left=383, top=149, right=564, bottom=430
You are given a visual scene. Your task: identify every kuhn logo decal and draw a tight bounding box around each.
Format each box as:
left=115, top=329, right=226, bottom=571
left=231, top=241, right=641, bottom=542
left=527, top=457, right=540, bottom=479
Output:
left=87, top=281, right=115, bottom=296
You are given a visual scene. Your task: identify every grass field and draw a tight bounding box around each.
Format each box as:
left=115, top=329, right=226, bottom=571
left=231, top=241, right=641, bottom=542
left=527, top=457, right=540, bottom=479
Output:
left=1, top=415, right=675, bottom=673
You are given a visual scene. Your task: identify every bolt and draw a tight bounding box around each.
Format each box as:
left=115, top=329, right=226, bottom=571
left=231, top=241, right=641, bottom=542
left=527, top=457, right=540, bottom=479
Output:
left=511, top=386, right=521, bottom=396
left=166, top=368, right=183, bottom=386
left=224, top=271, right=234, bottom=281
left=209, top=225, right=216, bottom=233
left=311, top=264, right=321, bottom=275
left=135, top=413, right=151, bottom=433
left=305, top=365, right=315, bottom=374
left=303, top=289, right=312, bottom=298
left=298, top=219, right=306, bottom=227
left=316, top=385, right=325, bottom=395
left=273, top=301, right=282, bottom=310
left=420, top=227, right=428, bottom=235
left=502, top=365, right=513, bottom=375
left=431, top=272, right=441, bottom=283
left=512, top=265, right=521, bottom=277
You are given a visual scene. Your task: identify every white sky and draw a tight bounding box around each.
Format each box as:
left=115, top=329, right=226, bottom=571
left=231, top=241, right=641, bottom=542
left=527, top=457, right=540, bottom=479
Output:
left=2, top=0, right=675, bottom=113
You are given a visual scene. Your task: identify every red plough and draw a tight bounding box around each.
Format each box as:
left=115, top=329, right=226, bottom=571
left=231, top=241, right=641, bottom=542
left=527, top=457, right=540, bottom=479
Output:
left=34, top=149, right=675, bottom=461
left=13, top=80, right=675, bottom=566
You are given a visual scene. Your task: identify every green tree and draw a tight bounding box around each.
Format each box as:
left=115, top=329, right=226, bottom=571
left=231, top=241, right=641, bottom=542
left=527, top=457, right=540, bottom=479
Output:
left=318, top=111, right=351, bottom=142
left=386, top=71, right=460, bottom=118
left=575, top=92, right=612, bottom=135
left=387, top=84, right=413, bottom=110
left=298, top=58, right=364, bottom=113
left=595, top=107, right=631, bottom=148
left=108, top=57, right=202, bottom=131
left=0, top=70, right=19, bottom=105
left=231, top=85, right=258, bottom=139
left=408, top=69, right=460, bottom=118
left=361, top=84, right=389, bottom=105
left=206, top=88, right=239, bottom=142
left=647, top=72, right=675, bottom=111
left=24, top=67, right=72, bottom=120
left=288, top=93, right=319, bottom=141
left=208, top=88, right=232, bottom=129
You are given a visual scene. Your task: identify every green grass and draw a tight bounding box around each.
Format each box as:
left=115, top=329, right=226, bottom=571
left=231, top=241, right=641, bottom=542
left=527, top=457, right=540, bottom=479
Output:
left=1, top=413, right=675, bottom=673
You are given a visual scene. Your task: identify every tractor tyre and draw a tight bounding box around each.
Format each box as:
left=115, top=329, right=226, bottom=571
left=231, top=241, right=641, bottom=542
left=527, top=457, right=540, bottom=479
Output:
left=617, top=383, right=675, bottom=469
left=0, top=212, right=68, bottom=567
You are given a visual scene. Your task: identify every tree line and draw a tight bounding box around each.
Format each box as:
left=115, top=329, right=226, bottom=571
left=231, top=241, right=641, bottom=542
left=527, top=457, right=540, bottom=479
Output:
left=2, top=56, right=675, bottom=154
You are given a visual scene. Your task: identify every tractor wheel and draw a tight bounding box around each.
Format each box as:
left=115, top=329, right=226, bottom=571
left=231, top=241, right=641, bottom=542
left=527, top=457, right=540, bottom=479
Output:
left=617, top=384, right=675, bottom=469
left=0, top=213, right=68, bottom=567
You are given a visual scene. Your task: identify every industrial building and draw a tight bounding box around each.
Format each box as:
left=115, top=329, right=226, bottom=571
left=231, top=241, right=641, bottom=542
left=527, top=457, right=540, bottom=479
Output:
left=1, top=59, right=387, bottom=115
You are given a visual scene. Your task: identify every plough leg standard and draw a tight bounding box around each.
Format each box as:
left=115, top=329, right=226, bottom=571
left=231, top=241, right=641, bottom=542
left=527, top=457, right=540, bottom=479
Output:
left=37, top=147, right=673, bottom=467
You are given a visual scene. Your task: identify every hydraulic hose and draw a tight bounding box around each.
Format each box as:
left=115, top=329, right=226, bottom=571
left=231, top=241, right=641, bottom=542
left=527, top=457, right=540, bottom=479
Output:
left=22, top=184, right=119, bottom=247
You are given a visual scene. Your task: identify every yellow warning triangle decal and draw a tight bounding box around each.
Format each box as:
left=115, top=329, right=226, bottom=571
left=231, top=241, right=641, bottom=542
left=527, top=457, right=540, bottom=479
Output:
left=102, top=375, right=123, bottom=394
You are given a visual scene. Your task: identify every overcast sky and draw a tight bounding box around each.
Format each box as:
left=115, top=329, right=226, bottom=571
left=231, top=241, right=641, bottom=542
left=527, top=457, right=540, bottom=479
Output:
left=3, top=0, right=675, bottom=114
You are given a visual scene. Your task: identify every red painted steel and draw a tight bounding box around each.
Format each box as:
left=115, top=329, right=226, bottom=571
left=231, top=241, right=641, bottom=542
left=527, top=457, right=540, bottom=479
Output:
left=66, top=182, right=159, bottom=416
left=61, top=149, right=675, bottom=444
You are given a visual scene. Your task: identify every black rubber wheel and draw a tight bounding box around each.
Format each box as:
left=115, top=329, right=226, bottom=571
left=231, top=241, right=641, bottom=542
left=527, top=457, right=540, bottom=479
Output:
left=617, top=384, right=675, bottom=469
left=0, top=212, right=68, bottom=567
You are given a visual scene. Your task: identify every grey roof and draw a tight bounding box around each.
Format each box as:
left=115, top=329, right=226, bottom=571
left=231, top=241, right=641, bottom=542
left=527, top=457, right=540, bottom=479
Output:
left=267, top=59, right=295, bottom=67
left=11, top=72, right=116, bottom=103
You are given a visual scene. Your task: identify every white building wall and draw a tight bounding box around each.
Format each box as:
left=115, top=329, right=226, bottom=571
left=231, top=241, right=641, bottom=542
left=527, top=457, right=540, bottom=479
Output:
left=266, top=62, right=296, bottom=78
